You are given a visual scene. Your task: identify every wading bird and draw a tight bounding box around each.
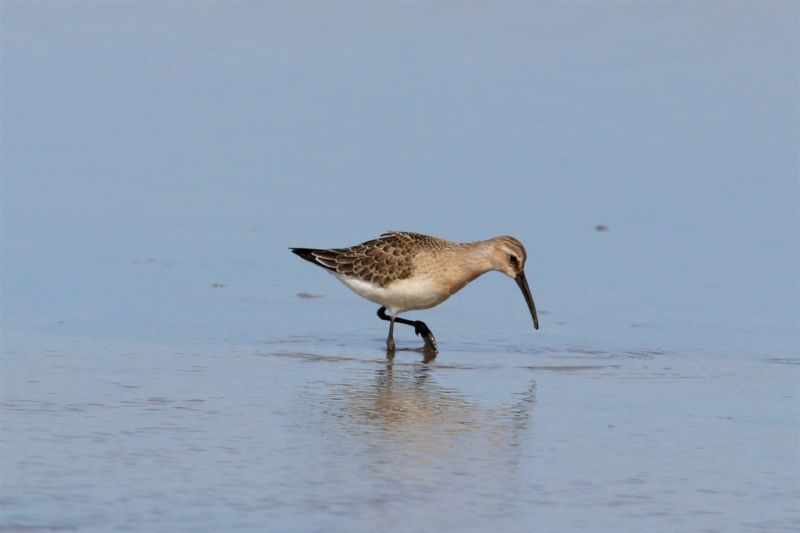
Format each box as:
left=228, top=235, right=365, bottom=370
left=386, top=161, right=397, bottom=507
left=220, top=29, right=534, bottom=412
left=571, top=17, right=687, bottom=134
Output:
left=291, top=231, right=539, bottom=357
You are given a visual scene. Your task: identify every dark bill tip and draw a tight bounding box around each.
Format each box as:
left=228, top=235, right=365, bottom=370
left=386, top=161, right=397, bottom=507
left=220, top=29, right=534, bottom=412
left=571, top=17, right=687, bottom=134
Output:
left=515, top=271, right=539, bottom=330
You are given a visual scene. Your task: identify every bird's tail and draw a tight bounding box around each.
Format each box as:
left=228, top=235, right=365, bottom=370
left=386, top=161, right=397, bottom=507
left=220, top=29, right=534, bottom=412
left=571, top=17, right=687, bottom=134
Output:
left=290, top=247, right=339, bottom=272
left=290, top=248, right=319, bottom=264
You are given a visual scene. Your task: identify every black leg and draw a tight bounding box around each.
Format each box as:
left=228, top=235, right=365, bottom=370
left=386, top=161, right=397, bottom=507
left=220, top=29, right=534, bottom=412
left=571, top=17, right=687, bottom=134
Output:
left=376, top=307, right=438, bottom=355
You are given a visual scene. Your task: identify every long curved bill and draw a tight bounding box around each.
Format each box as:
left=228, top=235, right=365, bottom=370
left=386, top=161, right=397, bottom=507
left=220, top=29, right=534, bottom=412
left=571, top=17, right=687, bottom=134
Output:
left=515, top=271, right=539, bottom=330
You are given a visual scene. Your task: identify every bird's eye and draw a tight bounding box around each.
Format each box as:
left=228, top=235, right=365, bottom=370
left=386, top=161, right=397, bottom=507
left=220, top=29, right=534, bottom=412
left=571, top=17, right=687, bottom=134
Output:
left=508, top=254, right=519, bottom=266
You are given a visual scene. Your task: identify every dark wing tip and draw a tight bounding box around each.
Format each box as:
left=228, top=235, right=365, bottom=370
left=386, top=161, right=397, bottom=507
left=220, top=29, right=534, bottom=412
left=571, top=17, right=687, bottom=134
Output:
left=290, top=247, right=318, bottom=262
left=290, top=247, right=338, bottom=272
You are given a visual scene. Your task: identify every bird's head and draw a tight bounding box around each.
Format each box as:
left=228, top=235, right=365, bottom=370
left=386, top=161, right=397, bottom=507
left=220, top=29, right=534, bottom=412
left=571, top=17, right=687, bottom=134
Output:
left=488, top=236, right=539, bottom=330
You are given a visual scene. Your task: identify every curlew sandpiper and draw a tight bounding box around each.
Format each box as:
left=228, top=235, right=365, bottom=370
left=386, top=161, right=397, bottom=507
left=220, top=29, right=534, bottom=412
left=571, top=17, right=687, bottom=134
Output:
left=290, top=231, right=539, bottom=357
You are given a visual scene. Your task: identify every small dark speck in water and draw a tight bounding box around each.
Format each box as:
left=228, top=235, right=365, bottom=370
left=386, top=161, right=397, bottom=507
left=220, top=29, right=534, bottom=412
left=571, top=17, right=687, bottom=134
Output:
left=297, top=292, right=323, bottom=299
left=211, top=283, right=226, bottom=288
left=596, top=224, right=609, bottom=232
left=765, top=358, right=800, bottom=365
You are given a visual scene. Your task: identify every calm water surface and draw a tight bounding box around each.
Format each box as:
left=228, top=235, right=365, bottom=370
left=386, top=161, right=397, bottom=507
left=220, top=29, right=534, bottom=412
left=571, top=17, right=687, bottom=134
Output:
left=2, top=3, right=798, bottom=532
left=3, top=327, right=798, bottom=531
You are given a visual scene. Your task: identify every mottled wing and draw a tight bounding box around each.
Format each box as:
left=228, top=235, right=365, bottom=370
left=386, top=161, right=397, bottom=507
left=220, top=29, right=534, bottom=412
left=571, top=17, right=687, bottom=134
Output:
left=292, top=233, right=421, bottom=286
left=292, top=231, right=454, bottom=286
left=334, top=234, right=419, bottom=286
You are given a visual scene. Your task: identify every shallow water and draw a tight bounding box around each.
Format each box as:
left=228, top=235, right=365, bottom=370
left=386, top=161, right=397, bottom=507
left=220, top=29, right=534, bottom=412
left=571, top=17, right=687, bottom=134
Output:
left=4, top=331, right=798, bottom=532
left=2, top=3, right=799, bottom=532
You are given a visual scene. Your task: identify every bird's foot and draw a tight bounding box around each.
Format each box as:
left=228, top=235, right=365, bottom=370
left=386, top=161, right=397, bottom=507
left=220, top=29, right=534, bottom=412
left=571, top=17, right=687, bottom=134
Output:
left=422, top=335, right=437, bottom=355
left=421, top=336, right=437, bottom=362
left=413, top=321, right=438, bottom=356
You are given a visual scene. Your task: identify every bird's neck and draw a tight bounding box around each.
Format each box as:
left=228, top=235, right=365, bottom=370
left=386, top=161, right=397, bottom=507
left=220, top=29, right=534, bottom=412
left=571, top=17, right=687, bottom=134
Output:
left=429, top=241, right=497, bottom=295
left=416, top=240, right=498, bottom=296
left=460, top=240, right=497, bottom=275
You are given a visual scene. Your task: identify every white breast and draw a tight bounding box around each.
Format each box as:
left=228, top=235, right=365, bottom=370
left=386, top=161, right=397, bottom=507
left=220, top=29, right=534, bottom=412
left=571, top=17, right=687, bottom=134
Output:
left=332, top=273, right=449, bottom=315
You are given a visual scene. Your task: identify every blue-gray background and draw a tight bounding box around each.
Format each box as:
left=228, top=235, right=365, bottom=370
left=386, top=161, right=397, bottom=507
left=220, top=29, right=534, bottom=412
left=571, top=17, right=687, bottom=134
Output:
left=2, top=3, right=798, bottom=532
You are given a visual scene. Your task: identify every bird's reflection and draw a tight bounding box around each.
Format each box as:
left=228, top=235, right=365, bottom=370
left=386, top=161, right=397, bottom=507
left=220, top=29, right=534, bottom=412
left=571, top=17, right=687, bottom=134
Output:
left=297, top=357, right=541, bottom=511
left=334, top=360, right=537, bottom=458
left=351, top=361, right=467, bottom=437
